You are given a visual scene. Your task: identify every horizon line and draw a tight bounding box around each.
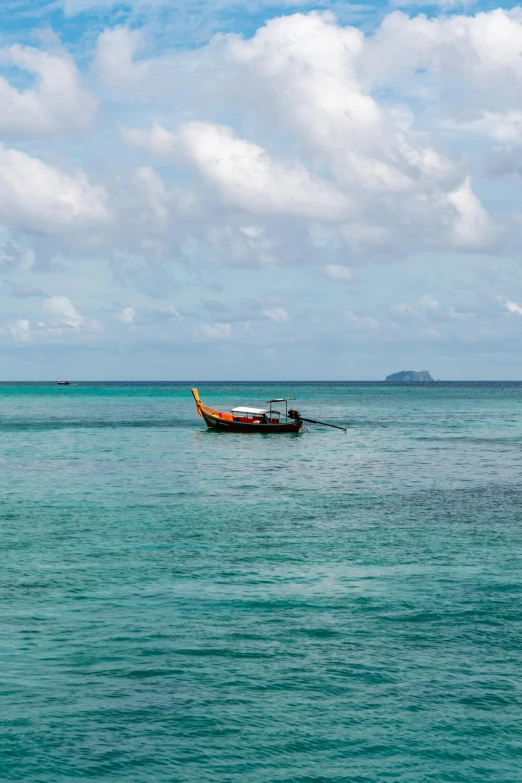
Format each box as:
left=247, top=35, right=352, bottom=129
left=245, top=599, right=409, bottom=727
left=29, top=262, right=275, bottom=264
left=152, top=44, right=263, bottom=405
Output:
left=1, top=379, right=522, bottom=384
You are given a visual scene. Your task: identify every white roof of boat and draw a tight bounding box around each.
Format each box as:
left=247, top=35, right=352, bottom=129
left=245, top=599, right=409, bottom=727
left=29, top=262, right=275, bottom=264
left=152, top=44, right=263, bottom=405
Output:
left=231, top=406, right=267, bottom=414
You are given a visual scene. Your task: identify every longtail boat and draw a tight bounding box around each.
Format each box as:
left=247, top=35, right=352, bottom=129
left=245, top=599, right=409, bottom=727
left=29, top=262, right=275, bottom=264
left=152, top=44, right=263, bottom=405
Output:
left=192, top=388, right=302, bottom=433
left=191, top=389, right=347, bottom=434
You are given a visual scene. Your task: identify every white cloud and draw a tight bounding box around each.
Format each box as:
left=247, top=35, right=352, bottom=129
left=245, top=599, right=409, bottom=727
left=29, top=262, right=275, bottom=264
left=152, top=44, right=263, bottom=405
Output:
left=0, top=318, right=31, bottom=341
left=36, top=296, right=103, bottom=339
left=133, top=166, right=170, bottom=227
left=345, top=311, right=380, bottom=331
left=119, top=11, right=495, bottom=259
left=4, top=6, right=522, bottom=372
left=262, top=306, right=289, bottom=322
left=93, top=27, right=150, bottom=91
left=324, top=265, right=354, bottom=283
left=123, top=125, right=176, bottom=157
left=418, top=294, right=439, bottom=310
left=200, top=322, right=232, bottom=339
left=0, top=297, right=105, bottom=343
left=447, top=177, right=493, bottom=248
left=240, top=226, right=263, bottom=239
left=363, top=9, right=522, bottom=139
left=126, top=121, right=350, bottom=220
left=443, top=111, right=522, bottom=142
left=392, top=295, right=468, bottom=324
left=150, top=304, right=181, bottom=319
left=369, top=9, right=522, bottom=86
left=0, top=44, right=96, bottom=135
left=503, top=298, right=522, bottom=316
left=43, top=296, right=84, bottom=329
left=421, top=326, right=441, bottom=338
left=0, top=146, right=109, bottom=234
left=116, top=306, right=135, bottom=323
left=228, top=13, right=454, bottom=192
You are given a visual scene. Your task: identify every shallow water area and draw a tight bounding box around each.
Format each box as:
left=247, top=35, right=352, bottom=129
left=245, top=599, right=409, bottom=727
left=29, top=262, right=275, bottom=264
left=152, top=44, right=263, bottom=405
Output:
left=1, top=381, right=522, bottom=782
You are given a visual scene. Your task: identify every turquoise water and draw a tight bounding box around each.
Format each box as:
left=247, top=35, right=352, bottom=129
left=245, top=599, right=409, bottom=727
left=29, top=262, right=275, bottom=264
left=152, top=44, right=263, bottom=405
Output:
left=1, top=382, right=522, bottom=782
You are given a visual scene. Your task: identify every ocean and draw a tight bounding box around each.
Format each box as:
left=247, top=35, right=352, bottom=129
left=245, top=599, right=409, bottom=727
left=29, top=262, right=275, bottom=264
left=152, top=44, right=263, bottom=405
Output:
left=1, top=381, right=521, bottom=782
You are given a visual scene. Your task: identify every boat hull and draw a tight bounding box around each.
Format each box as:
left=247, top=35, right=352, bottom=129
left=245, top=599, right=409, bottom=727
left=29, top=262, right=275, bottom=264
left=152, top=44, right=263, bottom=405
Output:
left=200, top=407, right=302, bottom=433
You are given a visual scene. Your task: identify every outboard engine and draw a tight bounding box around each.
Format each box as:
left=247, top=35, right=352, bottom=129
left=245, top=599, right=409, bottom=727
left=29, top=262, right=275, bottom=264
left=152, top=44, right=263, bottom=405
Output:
left=288, top=409, right=301, bottom=421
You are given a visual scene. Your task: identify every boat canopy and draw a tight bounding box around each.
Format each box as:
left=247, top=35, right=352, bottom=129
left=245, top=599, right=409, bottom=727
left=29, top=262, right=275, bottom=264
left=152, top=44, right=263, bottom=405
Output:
left=266, top=398, right=286, bottom=403
left=231, top=406, right=268, bottom=415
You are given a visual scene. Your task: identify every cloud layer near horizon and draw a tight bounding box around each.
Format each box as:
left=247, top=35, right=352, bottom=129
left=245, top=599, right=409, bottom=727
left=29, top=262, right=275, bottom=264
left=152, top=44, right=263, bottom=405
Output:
left=2, top=4, right=522, bottom=378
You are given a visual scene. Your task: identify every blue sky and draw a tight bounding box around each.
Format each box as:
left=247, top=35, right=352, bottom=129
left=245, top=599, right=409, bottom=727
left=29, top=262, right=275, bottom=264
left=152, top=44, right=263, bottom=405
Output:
left=1, top=0, right=522, bottom=379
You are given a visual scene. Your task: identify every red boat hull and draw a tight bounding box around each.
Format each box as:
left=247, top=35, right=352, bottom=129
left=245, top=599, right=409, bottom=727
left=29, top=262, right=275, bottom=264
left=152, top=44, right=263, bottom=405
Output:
left=200, top=407, right=302, bottom=433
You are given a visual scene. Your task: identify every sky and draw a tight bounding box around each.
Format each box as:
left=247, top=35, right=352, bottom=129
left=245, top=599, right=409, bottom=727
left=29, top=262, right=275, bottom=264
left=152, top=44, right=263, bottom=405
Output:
left=2, top=0, right=522, bottom=379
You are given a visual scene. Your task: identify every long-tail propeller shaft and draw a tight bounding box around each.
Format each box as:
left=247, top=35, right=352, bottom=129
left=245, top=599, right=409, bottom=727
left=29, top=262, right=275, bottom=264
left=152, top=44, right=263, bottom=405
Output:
left=288, top=409, right=347, bottom=433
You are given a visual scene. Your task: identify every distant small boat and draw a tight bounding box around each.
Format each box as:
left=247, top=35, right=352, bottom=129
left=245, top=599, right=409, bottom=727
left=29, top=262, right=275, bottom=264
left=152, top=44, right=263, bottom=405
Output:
left=56, top=381, right=70, bottom=386
left=192, top=389, right=346, bottom=434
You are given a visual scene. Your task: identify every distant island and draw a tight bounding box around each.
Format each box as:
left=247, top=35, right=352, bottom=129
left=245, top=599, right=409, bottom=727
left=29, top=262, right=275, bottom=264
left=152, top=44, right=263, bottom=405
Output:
left=385, top=370, right=434, bottom=382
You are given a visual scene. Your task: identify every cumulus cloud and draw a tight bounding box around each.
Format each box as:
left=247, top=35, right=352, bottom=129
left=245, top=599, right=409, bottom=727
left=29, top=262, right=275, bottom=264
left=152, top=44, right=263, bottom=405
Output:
left=367, top=9, right=522, bottom=93
left=133, top=166, right=171, bottom=227
left=43, top=296, right=85, bottom=329
left=0, top=44, right=96, bottom=134
left=200, top=322, right=232, bottom=339
left=0, top=146, right=109, bottom=233
left=447, top=177, right=493, bottom=248
left=228, top=12, right=457, bottom=198
left=119, top=11, right=496, bottom=260
left=126, top=121, right=350, bottom=219
left=345, top=311, right=380, bottom=332
left=93, top=27, right=150, bottom=91
left=503, top=298, right=522, bottom=316
left=324, top=265, right=354, bottom=283
left=115, top=306, right=136, bottom=323
left=364, top=9, right=522, bottom=142
left=0, top=318, right=31, bottom=341
left=5, top=5, right=522, bottom=369
left=0, top=296, right=104, bottom=343
left=262, top=306, right=289, bottom=322
left=391, top=294, right=468, bottom=324
left=445, top=111, right=522, bottom=142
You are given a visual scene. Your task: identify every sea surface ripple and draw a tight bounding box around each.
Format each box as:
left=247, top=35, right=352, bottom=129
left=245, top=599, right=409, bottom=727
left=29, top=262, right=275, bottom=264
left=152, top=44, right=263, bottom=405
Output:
left=1, top=382, right=522, bottom=782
